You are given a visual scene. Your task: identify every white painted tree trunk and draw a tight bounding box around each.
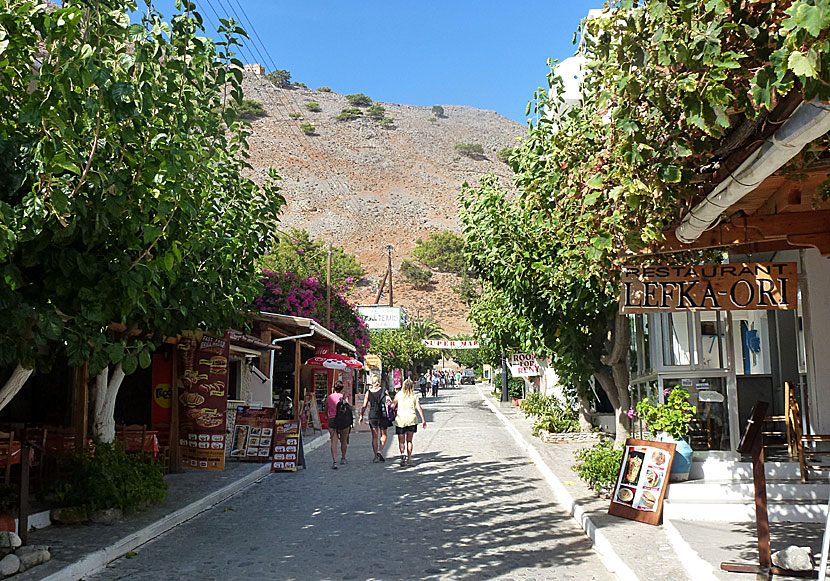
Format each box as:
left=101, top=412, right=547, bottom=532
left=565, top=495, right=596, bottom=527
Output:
left=92, top=362, right=125, bottom=443
left=0, top=364, right=34, bottom=413
left=597, top=313, right=632, bottom=447
left=577, top=391, right=593, bottom=432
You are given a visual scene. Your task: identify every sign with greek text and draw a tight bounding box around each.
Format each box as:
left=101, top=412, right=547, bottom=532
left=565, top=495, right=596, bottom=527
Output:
left=508, top=353, right=540, bottom=377
left=357, top=306, right=402, bottom=329
left=421, top=340, right=480, bottom=349
left=620, top=262, right=797, bottom=313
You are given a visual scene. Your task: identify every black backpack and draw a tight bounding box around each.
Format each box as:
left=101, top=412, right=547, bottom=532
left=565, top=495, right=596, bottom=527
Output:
left=334, top=397, right=353, bottom=429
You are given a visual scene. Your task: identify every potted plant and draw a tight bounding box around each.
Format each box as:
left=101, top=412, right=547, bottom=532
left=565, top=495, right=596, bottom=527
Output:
left=635, top=388, right=697, bottom=481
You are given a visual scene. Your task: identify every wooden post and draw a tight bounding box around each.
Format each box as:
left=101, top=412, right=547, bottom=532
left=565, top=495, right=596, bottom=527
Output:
left=17, top=442, right=29, bottom=545
left=169, top=346, right=180, bottom=473
left=293, top=339, right=301, bottom=420
left=258, top=328, right=272, bottom=378
left=73, top=362, right=88, bottom=452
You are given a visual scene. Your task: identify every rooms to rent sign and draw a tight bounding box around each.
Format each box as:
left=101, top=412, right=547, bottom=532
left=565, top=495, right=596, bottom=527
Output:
left=509, top=353, right=540, bottom=377
left=620, top=262, right=797, bottom=314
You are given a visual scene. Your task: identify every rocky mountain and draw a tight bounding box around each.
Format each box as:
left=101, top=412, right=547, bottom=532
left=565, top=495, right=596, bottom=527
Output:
left=241, top=71, right=525, bottom=335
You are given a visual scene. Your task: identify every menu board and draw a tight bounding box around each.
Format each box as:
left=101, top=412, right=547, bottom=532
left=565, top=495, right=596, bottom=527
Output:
left=608, top=438, right=676, bottom=525
left=271, top=419, right=301, bottom=472
left=230, top=407, right=276, bottom=462
left=177, top=333, right=229, bottom=471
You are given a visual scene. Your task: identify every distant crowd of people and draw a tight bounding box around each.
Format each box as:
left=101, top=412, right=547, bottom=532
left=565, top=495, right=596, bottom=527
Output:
left=416, top=369, right=460, bottom=398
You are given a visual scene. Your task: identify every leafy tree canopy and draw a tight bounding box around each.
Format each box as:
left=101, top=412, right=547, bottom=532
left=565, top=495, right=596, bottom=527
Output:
left=369, top=326, right=440, bottom=373
left=260, top=228, right=364, bottom=288
left=400, top=259, right=432, bottom=288
left=0, top=0, right=284, bottom=375
left=266, top=69, right=291, bottom=88
left=412, top=231, right=468, bottom=274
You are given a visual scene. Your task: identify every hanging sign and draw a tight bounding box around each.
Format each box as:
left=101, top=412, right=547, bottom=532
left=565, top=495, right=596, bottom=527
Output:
left=508, top=353, right=540, bottom=377
left=609, top=438, right=676, bottom=525
left=620, top=262, right=797, bottom=313
left=357, top=306, right=402, bottom=329
left=364, top=354, right=382, bottom=370
left=421, top=340, right=479, bottom=349
left=230, top=406, right=276, bottom=462
left=177, top=333, right=230, bottom=471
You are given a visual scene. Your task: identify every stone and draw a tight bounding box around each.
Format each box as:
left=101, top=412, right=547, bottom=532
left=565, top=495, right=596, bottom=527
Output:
left=90, top=508, right=123, bottom=526
left=50, top=506, right=88, bottom=525
left=0, top=532, right=21, bottom=550
left=0, top=553, right=19, bottom=576
left=771, top=546, right=814, bottom=572
left=17, top=548, right=50, bottom=572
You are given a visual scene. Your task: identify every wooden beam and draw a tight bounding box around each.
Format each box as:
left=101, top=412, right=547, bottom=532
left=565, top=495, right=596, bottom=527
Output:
left=258, top=328, right=271, bottom=378
left=655, top=210, right=830, bottom=254
left=73, top=362, right=88, bottom=453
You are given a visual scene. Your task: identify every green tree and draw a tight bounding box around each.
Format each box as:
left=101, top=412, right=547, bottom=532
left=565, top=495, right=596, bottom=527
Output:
left=346, top=93, right=372, bottom=107
left=317, top=86, right=332, bottom=92
left=260, top=228, right=364, bottom=288
left=335, top=107, right=362, bottom=121
left=400, top=259, right=432, bottom=288
left=431, top=105, right=445, bottom=117
left=452, top=273, right=480, bottom=306
left=304, top=102, right=321, bottom=112
left=412, top=232, right=467, bottom=274
left=446, top=334, right=481, bottom=370
left=454, top=143, right=485, bottom=159
left=299, top=122, right=315, bottom=135
left=0, top=0, right=284, bottom=441
left=266, top=69, right=291, bottom=88
left=366, top=103, right=386, bottom=121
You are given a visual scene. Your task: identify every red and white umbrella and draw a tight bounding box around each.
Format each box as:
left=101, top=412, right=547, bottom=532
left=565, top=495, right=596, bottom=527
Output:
left=304, top=353, right=363, bottom=370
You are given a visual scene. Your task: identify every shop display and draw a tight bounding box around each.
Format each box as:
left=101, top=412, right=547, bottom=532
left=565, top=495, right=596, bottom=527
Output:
left=177, top=333, right=229, bottom=471
left=609, top=438, right=676, bottom=525
left=272, top=419, right=302, bottom=472
left=230, top=407, right=276, bottom=462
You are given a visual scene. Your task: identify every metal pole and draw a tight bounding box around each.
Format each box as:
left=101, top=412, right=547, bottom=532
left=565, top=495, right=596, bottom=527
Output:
left=326, top=243, right=332, bottom=328
left=501, top=352, right=509, bottom=403
left=386, top=245, right=393, bottom=307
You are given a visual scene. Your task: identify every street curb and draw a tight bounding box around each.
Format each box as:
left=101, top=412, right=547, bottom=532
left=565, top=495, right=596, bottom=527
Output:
left=476, top=386, right=638, bottom=581
left=42, top=433, right=329, bottom=581
left=662, top=518, right=719, bottom=581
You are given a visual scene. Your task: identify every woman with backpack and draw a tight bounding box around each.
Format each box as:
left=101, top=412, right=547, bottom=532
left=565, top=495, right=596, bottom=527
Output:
left=391, top=378, right=427, bottom=467
left=326, top=380, right=352, bottom=469
left=358, top=374, right=389, bottom=462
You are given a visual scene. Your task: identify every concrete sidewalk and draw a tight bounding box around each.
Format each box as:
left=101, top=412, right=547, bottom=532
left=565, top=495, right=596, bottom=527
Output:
left=479, top=385, right=829, bottom=581
left=17, top=433, right=329, bottom=581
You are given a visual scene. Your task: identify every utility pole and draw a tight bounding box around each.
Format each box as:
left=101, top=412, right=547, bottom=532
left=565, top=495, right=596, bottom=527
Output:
left=386, top=245, right=393, bottom=307
left=326, top=242, right=332, bottom=328
left=501, top=351, right=510, bottom=403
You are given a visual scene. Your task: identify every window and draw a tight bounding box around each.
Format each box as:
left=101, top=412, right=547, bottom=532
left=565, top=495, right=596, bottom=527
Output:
left=228, top=360, right=242, bottom=400
left=730, top=311, right=771, bottom=375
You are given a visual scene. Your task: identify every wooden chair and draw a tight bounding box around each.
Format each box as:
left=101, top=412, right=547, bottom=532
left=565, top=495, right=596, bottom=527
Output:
left=23, top=427, right=48, bottom=489
left=787, top=382, right=830, bottom=482
left=762, top=382, right=795, bottom=460
left=116, top=424, right=148, bottom=453
left=0, top=431, right=14, bottom=485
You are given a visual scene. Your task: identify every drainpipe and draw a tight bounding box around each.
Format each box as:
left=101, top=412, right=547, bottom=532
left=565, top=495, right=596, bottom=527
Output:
left=269, top=329, right=315, bottom=381
left=676, top=100, right=830, bottom=244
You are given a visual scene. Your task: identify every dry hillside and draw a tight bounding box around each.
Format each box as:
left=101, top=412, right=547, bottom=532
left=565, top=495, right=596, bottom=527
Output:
left=241, top=72, right=524, bottom=334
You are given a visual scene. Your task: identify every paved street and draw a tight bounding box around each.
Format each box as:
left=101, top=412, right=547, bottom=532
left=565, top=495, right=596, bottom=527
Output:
left=90, top=384, right=613, bottom=581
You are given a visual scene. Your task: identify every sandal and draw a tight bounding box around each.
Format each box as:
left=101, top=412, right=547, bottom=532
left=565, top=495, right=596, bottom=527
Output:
left=400, top=456, right=406, bottom=467
left=340, top=458, right=347, bottom=465
left=377, top=452, right=385, bottom=462
left=331, top=462, right=338, bottom=470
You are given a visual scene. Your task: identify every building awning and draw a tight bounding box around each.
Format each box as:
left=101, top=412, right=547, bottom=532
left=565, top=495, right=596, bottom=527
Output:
left=255, top=312, right=357, bottom=354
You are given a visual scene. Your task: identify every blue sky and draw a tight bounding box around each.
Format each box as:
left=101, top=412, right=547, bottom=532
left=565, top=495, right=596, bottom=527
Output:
left=142, top=1, right=596, bottom=123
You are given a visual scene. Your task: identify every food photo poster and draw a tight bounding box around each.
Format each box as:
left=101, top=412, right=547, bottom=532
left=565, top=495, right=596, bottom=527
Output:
left=608, top=439, right=676, bottom=525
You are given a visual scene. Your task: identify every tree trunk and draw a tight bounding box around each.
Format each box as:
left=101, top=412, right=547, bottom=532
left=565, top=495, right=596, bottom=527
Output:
left=596, top=313, right=632, bottom=447
left=0, top=364, right=34, bottom=413
left=91, top=362, right=125, bottom=443
left=576, top=390, right=593, bottom=432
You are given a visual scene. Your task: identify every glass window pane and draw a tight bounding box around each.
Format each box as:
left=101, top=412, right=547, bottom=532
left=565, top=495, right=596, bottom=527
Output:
left=662, top=312, right=692, bottom=366
left=700, top=312, right=724, bottom=369
left=730, top=310, right=771, bottom=375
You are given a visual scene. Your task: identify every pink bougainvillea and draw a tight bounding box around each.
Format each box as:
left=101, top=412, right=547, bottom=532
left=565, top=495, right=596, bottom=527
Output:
left=255, top=270, right=369, bottom=357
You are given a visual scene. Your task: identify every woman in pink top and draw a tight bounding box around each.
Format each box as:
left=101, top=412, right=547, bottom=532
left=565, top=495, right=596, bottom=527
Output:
left=326, top=381, right=350, bottom=469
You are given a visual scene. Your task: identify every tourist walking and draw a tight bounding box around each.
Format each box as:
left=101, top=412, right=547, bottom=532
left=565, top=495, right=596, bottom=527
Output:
left=418, top=373, right=428, bottom=398
left=359, top=375, right=389, bottom=462
left=431, top=373, right=439, bottom=397
left=391, top=378, right=427, bottom=467
left=326, top=380, right=351, bottom=469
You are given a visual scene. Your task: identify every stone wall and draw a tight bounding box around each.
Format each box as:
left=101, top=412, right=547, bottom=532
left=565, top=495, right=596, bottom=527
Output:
left=537, top=430, right=607, bottom=445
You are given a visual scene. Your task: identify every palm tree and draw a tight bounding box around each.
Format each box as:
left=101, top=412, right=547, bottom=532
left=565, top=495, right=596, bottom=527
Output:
left=409, top=318, right=446, bottom=341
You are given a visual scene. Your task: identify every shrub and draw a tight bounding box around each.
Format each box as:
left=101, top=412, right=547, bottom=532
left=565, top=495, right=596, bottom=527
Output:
left=346, top=93, right=372, bottom=107
left=401, top=259, right=432, bottom=288
left=432, top=104, right=445, bottom=117
left=304, top=102, right=321, bottom=112
left=493, top=373, right=524, bottom=399
left=317, top=86, right=333, bottom=92
left=412, top=232, right=467, bottom=274
left=292, top=81, right=307, bottom=88
left=498, top=147, right=514, bottom=164
left=288, top=112, right=302, bottom=119
left=237, top=99, right=267, bottom=120
left=455, top=143, right=485, bottom=159
left=49, top=442, right=168, bottom=512
left=453, top=273, right=480, bottom=305
left=299, top=122, right=316, bottom=135
left=366, top=103, right=386, bottom=121
left=336, top=107, right=363, bottom=121
left=378, top=118, right=395, bottom=129
left=572, top=440, right=624, bottom=492
left=266, top=69, right=291, bottom=88
left=428, top=116, right=437, bottom=123
left=521, top=393, right=580, bottom=435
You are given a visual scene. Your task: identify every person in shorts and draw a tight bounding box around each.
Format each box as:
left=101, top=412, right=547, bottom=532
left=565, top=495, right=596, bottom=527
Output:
left=391, top=378, right=427, bottom=467
left=326, top=381, right=350, bottom=469
left=359, top=374, right=389, bottom=462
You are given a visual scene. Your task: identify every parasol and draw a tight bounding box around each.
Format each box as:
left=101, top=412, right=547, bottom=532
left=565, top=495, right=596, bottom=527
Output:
left=304, top=353, right=363, bottom=370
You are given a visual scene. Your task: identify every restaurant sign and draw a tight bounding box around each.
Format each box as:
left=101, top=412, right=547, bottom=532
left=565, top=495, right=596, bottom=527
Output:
left=620, top=262, right=797, bottom=314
